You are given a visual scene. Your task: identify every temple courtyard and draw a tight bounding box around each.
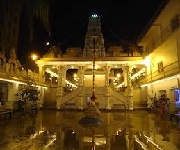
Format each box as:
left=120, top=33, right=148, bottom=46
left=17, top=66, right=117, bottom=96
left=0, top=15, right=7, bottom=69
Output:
left=0, top=110, right=179, bottom=150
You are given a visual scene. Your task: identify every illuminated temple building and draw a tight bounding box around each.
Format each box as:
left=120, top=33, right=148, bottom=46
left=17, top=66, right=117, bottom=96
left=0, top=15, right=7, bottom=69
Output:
left=36, top=13, right=145, bottom=110
left=0, top=0, right=180, bottom=111
left=32, top=0, right=180, bottom=111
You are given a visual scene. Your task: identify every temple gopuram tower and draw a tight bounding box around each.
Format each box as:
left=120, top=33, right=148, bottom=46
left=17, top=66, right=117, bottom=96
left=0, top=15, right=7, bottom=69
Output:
left=83, top=14, right=106, bottom=58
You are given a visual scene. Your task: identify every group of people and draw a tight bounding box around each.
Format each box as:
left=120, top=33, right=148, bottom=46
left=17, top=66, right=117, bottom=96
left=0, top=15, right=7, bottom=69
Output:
left=150, top=94, right=170, bottom=117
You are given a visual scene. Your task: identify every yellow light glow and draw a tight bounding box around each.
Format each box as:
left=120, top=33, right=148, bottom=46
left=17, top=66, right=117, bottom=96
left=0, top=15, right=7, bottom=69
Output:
left=46, top=68, right=58, bottom=77
left=31, top=54, right=38, bottom=61
left=74, top=73, right=77, bottom=78
left=131, top=68, right=145, bottom=80
left=46, top=42, right=50, bottom=46
left=0, top=77, right=26, bottom=85
left=65, top=80, right=77, bottom=88
left=117, top=73, right=121, bottom=78
left=141, top=74, right=180, bottom=87
left=0, top=77, right=47, bottom=89
left=117, top=82, right=125, bottom=88
left=144, top=56, right=150, bottom=67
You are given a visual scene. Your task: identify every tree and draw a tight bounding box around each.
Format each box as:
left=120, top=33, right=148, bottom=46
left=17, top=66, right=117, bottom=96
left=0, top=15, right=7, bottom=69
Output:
left=15, top=79, right=40, bottom=111
left=0, top=0, right=50, bottom=52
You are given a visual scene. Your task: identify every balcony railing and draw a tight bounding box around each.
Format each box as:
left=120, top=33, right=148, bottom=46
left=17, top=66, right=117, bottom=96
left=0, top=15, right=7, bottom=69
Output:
left=0, top=63, right=40, bottom=84
left=140, top=61, right=180, bottom=85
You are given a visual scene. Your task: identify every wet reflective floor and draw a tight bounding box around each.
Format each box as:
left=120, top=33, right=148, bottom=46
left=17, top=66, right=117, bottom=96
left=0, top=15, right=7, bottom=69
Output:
left=0, top=110, right=180, bottom=150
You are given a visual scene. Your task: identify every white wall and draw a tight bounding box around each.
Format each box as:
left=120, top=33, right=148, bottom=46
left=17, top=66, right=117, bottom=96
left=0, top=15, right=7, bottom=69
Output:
left=84, top=75, right=105, bottom=87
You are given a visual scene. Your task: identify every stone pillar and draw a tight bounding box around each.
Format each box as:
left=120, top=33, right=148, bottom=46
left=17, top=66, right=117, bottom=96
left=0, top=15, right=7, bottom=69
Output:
left=38, top=65, right=45, bottom=84
left=78, top=66, right=85, bottom=110
left=123, top=65, right=132, bottom=87
left=105, top=65, right=111, bottom=110
left=62, top=66, right=66, bottom=87
left=105, top=65, right=110, bottom=87
left=56, top=66, right=66, bottom=109
left=38, top=65, right=45, bottom=108
left=38, top=87, right=44, bottom=108
left=123, top=65, right=133, bottom=110
left=106, top=87, right=111, bottom=110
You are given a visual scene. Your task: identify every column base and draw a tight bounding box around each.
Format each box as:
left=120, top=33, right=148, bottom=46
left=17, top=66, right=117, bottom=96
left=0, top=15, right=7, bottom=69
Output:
left=56, top=107, right=61, bottom=110
left=56, top=103, right=62, bottom=110
left=106, top=106, right=111, bottom=111
left=78, top=107, right=84, bottom=111
left=128, top=107, right=133, bottom=110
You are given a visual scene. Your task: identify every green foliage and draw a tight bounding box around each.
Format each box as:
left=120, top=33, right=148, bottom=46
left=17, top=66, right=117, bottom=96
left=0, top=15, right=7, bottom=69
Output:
left=15, top=79, right=40, bottom=111
left=20, top=88, right=40, bottom=102
left=150, top=94, right=170, bottom=116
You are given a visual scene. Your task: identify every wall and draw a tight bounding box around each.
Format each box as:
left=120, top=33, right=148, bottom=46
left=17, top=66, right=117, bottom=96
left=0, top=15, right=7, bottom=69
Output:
left=44, top=87, right=57, bottom=107
left=84, top=75, right=105, bottom=87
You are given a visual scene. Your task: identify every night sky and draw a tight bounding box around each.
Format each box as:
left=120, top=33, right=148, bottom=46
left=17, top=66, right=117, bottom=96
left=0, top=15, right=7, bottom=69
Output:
left=21, top=0, right=165, bottom=58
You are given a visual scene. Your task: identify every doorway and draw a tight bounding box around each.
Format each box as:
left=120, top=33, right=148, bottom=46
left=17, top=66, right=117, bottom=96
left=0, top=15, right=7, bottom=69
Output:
left=174, top=88, right=180, bottom=108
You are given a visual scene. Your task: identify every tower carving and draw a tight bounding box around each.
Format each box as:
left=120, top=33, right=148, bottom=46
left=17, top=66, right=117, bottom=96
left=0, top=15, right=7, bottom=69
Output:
left=83, top=14, right=106, bottom=58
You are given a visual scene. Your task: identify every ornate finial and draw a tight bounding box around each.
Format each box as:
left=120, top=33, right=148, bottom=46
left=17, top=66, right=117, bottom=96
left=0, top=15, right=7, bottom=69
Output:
left=90, top=13, right=99, bottom=19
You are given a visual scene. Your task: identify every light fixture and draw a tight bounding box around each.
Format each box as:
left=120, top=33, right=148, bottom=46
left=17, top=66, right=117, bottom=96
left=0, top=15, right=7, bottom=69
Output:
left=117, top=73, right=121, bottom=78
left=46, top=42, right=50, bottom=46
left=31, top=53, right=38, bottom=61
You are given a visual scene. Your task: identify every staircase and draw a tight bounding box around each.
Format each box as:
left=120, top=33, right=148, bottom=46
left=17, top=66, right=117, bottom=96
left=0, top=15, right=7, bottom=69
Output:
left=61, top=88, right=81, bottom=109
left=58, top=87, right=128, bottom=110
left=110, top=88, right=128, bottom=110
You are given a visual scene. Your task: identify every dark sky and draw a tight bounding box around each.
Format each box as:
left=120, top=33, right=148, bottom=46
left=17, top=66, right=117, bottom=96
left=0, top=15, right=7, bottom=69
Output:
left=48, top=0, right=164, bottom=47
left=25, top=0, right=165, bottom=58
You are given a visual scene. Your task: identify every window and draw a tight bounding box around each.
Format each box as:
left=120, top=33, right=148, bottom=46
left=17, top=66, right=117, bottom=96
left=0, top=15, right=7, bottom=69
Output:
left=158, top=61, right=164, bottom=73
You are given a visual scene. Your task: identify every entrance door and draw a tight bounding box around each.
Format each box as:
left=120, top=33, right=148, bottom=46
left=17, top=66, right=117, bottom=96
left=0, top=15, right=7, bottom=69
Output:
left=174, top=89, right=180, bottom=108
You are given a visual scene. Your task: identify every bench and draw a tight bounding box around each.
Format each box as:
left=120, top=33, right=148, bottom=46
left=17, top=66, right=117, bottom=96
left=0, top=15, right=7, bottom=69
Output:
left=0, top=105, right=13, bottom=119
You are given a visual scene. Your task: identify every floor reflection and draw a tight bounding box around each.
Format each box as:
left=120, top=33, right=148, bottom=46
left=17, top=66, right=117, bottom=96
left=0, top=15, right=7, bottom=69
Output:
left=0, top=110, right=179, bottom=150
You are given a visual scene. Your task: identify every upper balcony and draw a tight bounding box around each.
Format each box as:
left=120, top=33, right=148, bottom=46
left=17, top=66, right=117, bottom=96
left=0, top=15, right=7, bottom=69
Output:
left=140, top=60, right=180, bottom=86
left=0, top=62, right=39, bottom=85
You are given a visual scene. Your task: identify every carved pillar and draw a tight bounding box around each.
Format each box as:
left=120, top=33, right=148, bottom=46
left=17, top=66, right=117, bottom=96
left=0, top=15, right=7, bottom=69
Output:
left=105, top=65, right=111, bottom=87
left=56, top=66, right=66, bottom=109
left=123, top=65, right=133, bottom=110
left=38, top=65, right=44, bottom=84
left=105, top=65, right=111, bottom=110
left=38, top=65, right=44, bottom=108
left=62, top=66, right=67, bottom=87
left=123, top=65, right=132, bottom=87
left=78, top=66, right=85, bottom=110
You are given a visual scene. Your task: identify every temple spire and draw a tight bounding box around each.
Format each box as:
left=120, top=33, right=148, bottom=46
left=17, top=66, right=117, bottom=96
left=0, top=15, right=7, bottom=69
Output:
left=83, top=13, right=106, bottom=58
